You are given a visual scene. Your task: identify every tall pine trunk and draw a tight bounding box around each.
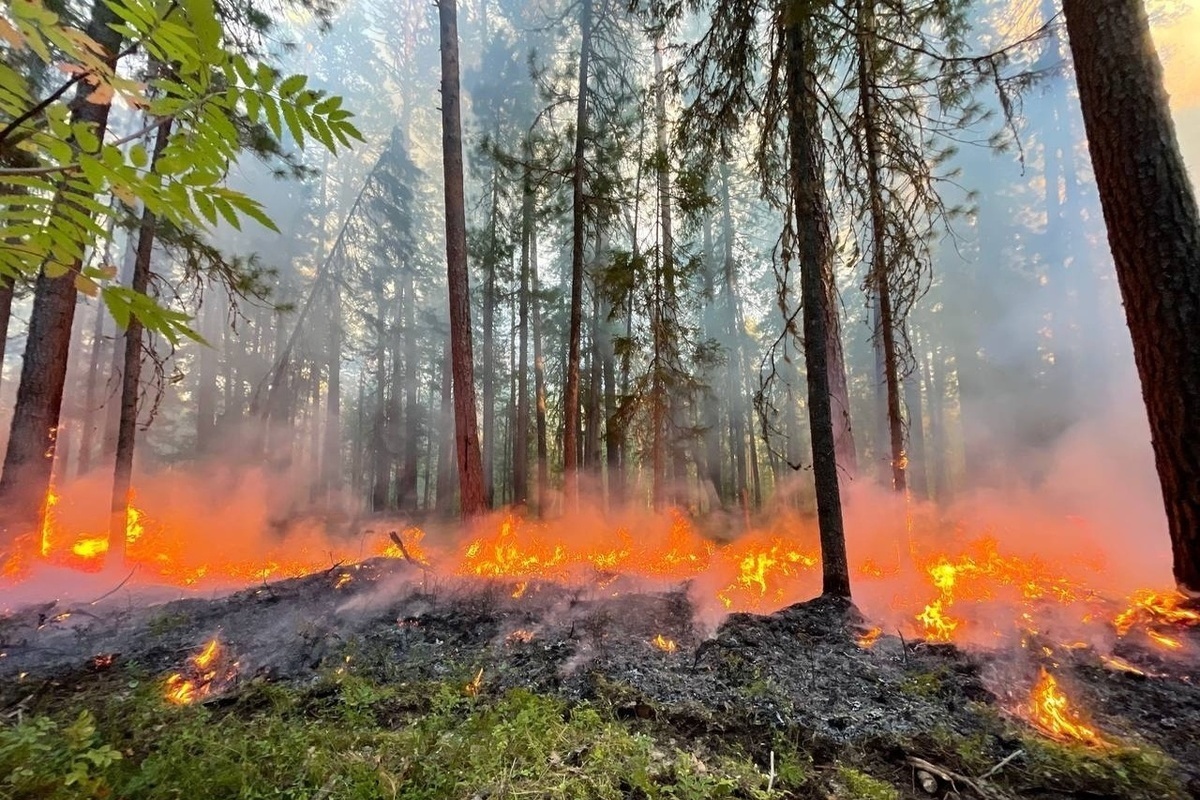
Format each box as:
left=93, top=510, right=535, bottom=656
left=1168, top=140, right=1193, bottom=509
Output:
left=563, top=0, right=593, bottom=507
left=481, top=176, right=499, bottom=505
left=531, top=227, right=549, bottom=515
left=109, top=116, right=172, bottom=565
left=858, top=0, right=905, bottom=493
left=0, top=0, right=121, bottom=541
left=1062, top=0, right=1200, bottom=594
left=439, top=0, right=487, bottom=517
left=514, top=169, right=532, bottom=506
left=787, top=8, right=850, bottom=598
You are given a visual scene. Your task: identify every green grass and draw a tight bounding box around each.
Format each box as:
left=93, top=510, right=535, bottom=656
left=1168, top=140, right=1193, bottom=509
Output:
left=0, top=670, right=794, bottom=800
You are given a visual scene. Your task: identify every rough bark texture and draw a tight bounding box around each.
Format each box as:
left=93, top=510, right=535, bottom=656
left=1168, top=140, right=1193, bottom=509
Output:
left=563, top=0, right=593, bottom=508
left=438, top=0, right=487, bottom=517
left=0, top=0, right=121, bottom=543
left=0, top=275, right=12, bottom=394
left=1063, top=0, right=1200, bottom=595
left=531, top=226, right=549, bottom=515
left=787, top=10, right=851, bottom=598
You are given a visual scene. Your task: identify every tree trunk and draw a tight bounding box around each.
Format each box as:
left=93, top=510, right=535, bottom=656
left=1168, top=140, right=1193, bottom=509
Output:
left=787, top=9, right=851, bottom=598
left=109, top=116, right=172, bottom=565
left=563, top=0, right=593, bottom=508
left=1062, top=0, right=1200, bottom=595
left=435, top=329, right=457, bottom=514
left=481, top=175, right=499, bottom=505
left=439, top=0, right=487, bottom=517
left=531, top=226, right=549, bottom=515
left=858, top=0, right=905, bottom=493
left=195, top=296, right=217, bottom=456
left=324, top=273, right=342, bottom=500
left=514, top=168, right=532, bottom=506
left=0, top=0, right=121, bottom=541
left=400, top=269, right=419, bottom=509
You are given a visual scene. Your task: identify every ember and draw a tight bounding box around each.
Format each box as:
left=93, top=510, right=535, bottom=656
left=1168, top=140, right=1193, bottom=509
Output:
left=1022, top=668, right=1109, bottom=747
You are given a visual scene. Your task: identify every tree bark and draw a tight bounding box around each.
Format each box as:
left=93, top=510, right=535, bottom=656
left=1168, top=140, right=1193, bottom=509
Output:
left=787, top=8, right=851, bottom=598
left=0, top=0, right=121, bottom=542
left=481, top=174, right=500, bottom=505
left=531, top=226, right=549, bottom=515
left=0, top=275, right=12, bottom=395
left=1063, top=0, right=1200, bottom=594
left=109, top=116, right=172, bottom=566
left=439, top=0, right=487, bottom=517
left=563, top=0, right=593, bottom=508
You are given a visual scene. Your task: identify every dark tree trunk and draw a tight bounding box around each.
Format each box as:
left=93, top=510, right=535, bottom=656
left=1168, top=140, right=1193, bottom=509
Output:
left=0, top=0, right=121, bottom=542
left=1063, top=0, right=1200, bottom=595
left=109, top=116, right=172, bottom=566
left=787, top=10, right=851, bottom=598
left=563, top=0, right=593, bottom=508
left=858, top=0, right=905, bottom=493
left=531, top=227, right=549, bottom=515
left=514, top=170, right=532, bottom=506
left=481, top=176, right=500, bottom=505
left=439, top=0, right=487, bottom=517
left=399, top=270, right=419, bottom=509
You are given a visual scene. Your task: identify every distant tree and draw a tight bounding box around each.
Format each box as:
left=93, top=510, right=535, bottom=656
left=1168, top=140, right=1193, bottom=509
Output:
left=1061, top=0, right=1200, bottom=595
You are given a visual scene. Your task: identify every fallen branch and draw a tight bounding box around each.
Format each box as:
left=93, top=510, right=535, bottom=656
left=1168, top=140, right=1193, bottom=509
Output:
left=89, top=567, right=138, bottom=605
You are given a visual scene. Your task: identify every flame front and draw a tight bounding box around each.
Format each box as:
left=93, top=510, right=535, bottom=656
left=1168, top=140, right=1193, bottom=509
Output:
left=1023, top=668, right=1108, bottom=747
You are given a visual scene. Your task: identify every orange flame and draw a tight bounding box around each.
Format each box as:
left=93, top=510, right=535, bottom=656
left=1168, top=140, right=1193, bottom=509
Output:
left=651, top=634, right=678, bottom=653
left=856, top=627, right=883, bottom=648
left=1023, top=668, right=1108, bottom=747
left=164, top=638, right=236, bottom=705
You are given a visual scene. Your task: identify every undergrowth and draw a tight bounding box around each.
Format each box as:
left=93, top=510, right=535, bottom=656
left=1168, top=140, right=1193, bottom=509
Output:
left=0, top=669, right=797, bottom=800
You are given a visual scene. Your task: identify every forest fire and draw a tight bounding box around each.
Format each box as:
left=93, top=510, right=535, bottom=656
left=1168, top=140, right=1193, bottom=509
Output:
left=164, top=639, right=237, bottom=705
left=1022, top=668, right=1109, bottom=748
left=4, top=484, right=1199, bottom=663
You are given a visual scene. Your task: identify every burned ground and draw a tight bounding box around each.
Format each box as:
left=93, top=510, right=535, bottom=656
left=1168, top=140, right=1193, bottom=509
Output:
left=2, top=559, right=1198, bottom=799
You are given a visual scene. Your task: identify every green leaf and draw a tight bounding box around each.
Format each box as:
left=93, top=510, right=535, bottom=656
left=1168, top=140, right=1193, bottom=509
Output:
left=278, top=73, right=307, bottom=98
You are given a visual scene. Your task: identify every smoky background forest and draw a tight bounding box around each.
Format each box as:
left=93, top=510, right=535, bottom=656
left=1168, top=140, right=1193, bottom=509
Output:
left=3, top=0, right=1198, bottom=609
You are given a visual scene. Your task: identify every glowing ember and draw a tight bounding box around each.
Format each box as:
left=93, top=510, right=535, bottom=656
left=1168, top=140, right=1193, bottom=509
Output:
left=651, top=634, right=678, bottom=653
left=856, top=627, right=883, bottom=648
left=505, top=629, right=535, bottom=645
left=39, top=485, right=59, bottom=557
left=334, top=573, right=353, bottom=589
left=1023, top=668, right=1109, bottom=747
left=164, top=638, right=237, bottom=705
left=512, top=581, right=529, bottom=599
left=1113, top=590, right=1199, bottom=651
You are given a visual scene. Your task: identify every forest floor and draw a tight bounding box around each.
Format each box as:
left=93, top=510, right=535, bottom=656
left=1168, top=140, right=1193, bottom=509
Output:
left=1, top=558, right=1198, bottom=799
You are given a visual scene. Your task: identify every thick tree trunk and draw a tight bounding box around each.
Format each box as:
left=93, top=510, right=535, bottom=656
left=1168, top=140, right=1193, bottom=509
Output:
left=787, top=10, right=850, bottom=598
left=563, top=0, right=593, bottom=507
left=77, top=299, right=107, bottom=474
left=1063, top=0, right=1200, bottom=594
left=109, top=116, right=171, bottom=565
left=439, top=0, right=487, bottom=517
left=0, top=0, right=120, bottom=542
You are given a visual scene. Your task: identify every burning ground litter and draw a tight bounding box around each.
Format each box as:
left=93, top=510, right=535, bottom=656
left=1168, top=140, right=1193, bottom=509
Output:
left=2, top=551, right=1200, bottom=798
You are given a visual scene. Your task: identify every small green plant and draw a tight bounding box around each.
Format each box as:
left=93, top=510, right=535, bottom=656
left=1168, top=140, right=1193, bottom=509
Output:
left=0, top=711, right=122, bottom=799
left=1018, top=735, right=1183, bottom=800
